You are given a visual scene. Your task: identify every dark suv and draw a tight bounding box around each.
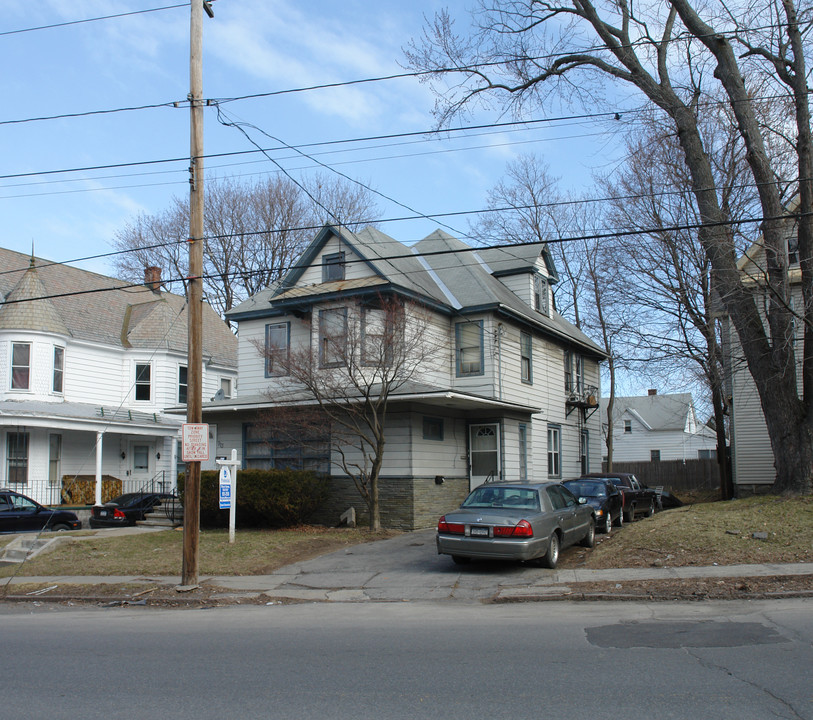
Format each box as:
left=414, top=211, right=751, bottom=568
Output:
left=0, top=488, right=82, bottom=533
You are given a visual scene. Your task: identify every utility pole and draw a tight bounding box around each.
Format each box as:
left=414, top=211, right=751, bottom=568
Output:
left=181, top=0, right=213, bottom=588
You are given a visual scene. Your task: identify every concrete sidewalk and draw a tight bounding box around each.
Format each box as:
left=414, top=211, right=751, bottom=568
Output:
left=3, top=528, right=812, bottom=603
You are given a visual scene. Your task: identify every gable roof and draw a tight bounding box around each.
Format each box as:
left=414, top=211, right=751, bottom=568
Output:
left=604, top=393, right=704, bottom=433
left=229, top=225, right=605, bottom=357
left=0, top=247, right=236, bottom=367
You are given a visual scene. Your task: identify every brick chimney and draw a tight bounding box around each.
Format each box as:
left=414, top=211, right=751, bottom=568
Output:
left=144, top=266, right=162, bottom=292
left=648, top=388, right=657, bottom=396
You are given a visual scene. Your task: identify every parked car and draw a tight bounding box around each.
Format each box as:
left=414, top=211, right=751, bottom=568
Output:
left=436, top=481, right=595, bottom=569
left=583, top=472, right=658, bottom=522
left=563, top=477, right=623, bottom=533
left=89, top=492, right=174, bottom=528
left=0, top=488, right=82, bottom=533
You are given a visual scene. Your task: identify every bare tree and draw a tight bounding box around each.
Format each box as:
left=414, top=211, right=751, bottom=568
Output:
left=113, top=174, right=380, bottom=320
left=598, top=108, right=759, bottom=497
left=256, top=296, right=442, bottom=530
left=407, top=0, right=813, bottom=494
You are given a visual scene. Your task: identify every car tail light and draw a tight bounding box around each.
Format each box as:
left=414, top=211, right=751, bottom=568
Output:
left=437, top=516, right=465, bottom=534
left=113, top=508, right=126, bottom=519
left=493, top=520, right=533, bottom=538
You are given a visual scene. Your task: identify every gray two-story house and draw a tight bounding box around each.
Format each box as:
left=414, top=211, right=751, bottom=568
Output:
left=200, top=225, right=605, bottom=529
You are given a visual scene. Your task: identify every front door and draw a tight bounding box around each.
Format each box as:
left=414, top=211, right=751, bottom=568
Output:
left=129, top=441, right=154, bottom=490
left=469, top=423, right=501, bottom=490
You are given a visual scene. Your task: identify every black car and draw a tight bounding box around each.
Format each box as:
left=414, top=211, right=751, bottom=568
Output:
left=89, top=492, right=174, bottom=528
left=0, top=488, right=82, bottom=533
left=563, top=478, right=623, bottom=533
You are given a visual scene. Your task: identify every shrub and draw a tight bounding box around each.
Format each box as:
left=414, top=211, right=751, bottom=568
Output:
left=177, top=469, right=329, bottom=528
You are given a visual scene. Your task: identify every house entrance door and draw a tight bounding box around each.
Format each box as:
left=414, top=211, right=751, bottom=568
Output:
left=129, top=440, right=154, bottom=492
left=469, top=423, right=500, bottom=491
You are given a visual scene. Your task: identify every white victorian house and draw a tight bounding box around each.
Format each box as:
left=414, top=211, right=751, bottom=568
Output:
left=199, top=225, right=606, bottom=530
left=602, top=391, right=718, bottom=463
left=0, top=248, right=237, bottom=505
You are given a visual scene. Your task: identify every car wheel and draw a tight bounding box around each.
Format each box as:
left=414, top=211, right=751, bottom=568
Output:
left=50, top=523, right=70, bottom=532
left=624, top=504, right=635, bottom=523
left=539, top=532, right=560, bottom=569
left=451, top=555, right=471, bottom=565
left=603, top=512, right=613, bottom=533
left=646, top=498, right=656, bottom=517
left=580, top=519, right=596, bottom=548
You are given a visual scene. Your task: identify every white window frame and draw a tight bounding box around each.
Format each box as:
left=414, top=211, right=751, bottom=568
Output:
left=319, top=308, right=348, bottom=368
left=456, top=320, right=484, bottom=377
left=178, top=365, right=188, bottom=404
left=547, top=424, right=561, bottom=478
left=11, top=342, right=31, bottom=390
left=134, top=362, right=152, bottom=402
left=53, top=346, right=65, bottom=394
left=265, top=322, right=290, bottom=377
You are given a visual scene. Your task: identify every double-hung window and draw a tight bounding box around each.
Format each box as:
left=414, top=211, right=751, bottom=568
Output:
left=6, top=432, right=29, bottom=485
left=265, top=322, right=290, bottom=377
left=319, top=308, right=347, bottom=367
left=518, top=424, right=528, bottom=481
left=456, top=320, right=483, bottom=376
left=520, top=332, right=532, bottom=384
left=11, top=342, right=30, bottom=390
left=362, top=306, right=390, bottom=366
left=135, top=363, right=151, bottom=401
left=178, top=365, right=188, bottom=404
left=547, top=425, right=561, bottom=478
left=53, top=346, right=64, bottom=393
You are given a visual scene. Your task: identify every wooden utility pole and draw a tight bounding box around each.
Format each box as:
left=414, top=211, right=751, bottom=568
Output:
left=181, top=0, right=211, bottom=588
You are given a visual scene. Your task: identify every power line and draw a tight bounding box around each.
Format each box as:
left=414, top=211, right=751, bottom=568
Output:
left=0, top=3, right=188, bottom=37
left=0, top=111, right=625, bottom=181
left=0, top=210, right=802, bottom=305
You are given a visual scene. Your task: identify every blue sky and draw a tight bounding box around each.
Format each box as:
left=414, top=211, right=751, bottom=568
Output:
left=1, top=0, right=629, bottom=277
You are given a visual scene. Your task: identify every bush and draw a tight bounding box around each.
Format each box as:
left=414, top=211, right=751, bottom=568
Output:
left=177, top=469, right=329, bottom=528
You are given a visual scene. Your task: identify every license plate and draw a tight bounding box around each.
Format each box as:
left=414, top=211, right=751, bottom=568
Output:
left=99, top=510, right=108, bottom=517
left=470, top=526, right=489, bottom=537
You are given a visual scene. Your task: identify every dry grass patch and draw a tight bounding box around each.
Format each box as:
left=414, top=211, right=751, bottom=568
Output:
left=0, top=526, right=398, bottom=578
left=580, top=495, right=813, bottom=568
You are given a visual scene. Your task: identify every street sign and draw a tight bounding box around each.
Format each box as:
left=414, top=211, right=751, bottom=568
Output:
left=182, top=423, right=209, bottom=462
left=219, top=466, right=231, bottom=509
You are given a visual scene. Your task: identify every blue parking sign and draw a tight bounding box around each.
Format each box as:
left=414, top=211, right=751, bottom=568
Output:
left=219, top=467, right=231, bottom=509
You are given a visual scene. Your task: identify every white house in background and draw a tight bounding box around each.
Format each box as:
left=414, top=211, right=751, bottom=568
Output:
left=0, top=248, right=237, bottom=505
left=603, top=390, right=718, bottom=462
left=199, top=224, right=606, bottom=530
left=723, top=205, right=802, bottom=494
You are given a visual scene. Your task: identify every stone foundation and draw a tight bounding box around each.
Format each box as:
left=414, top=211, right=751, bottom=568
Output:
left=310, top=474, right=470, bottom=530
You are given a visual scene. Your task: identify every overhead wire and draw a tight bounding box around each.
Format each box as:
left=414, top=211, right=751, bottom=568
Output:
left=0, top=209, right=803, bottom=306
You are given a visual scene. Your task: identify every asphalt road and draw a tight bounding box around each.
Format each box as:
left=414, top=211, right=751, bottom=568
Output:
left=3, top=598, right=811, bottom=719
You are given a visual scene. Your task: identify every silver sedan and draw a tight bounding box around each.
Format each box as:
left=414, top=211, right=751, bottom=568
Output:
left=436, top=481, right=595, bottom=568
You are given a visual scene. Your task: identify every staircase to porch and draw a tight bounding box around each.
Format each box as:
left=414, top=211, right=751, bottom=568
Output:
left=136, top=495, right=184, bottom=528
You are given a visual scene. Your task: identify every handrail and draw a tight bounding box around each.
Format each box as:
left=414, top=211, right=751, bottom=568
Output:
left=131, top=471, right=183, bottom=522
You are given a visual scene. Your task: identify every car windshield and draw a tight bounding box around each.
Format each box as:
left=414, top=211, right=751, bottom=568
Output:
left=462, top=487, right=541, bottom=512
left=564, top=482, right=606, bottom=498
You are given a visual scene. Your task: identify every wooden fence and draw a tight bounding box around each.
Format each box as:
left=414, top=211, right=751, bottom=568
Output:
left=601, top=459, right=720, bottom=493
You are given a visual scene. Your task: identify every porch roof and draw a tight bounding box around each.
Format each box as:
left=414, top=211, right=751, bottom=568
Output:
left=183, top=383, right=543, bottom=417
left=0, top=400, right=183, bottom=436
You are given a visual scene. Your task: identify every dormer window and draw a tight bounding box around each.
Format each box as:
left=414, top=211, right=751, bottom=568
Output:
left=322, top=252, right=346, bottom=282
left=534, top=275, right=549, bottom=315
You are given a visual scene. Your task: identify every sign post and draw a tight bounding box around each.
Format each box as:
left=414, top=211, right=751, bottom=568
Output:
left=216, top=449, right=240, bottom=544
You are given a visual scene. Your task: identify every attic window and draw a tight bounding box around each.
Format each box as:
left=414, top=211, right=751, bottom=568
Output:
left=788, top=235, right=799, bottom=265
left=534, top=275, right=549, bottom=315
left=322, top=252, right=345, bottom=282
left=624, top=420, right=632, bottom=433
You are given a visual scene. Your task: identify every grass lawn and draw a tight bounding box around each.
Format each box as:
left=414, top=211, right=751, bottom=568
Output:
left=575, top=494, right=813, bottom=568
left=2, top=495, right=811, bottom=579
left=0, top=526, right=397, bottom=578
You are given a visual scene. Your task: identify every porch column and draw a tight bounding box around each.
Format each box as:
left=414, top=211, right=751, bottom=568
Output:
left=95, top=431, right=103, bottom=506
